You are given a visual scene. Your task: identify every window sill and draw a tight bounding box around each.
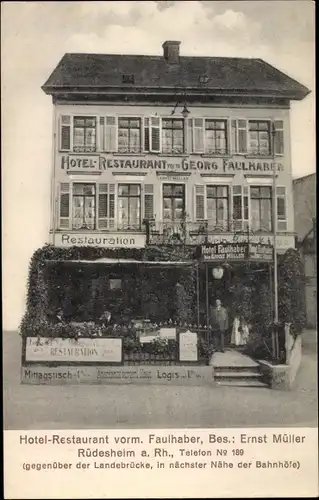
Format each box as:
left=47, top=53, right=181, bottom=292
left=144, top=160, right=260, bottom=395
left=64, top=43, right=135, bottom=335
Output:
left=157, top=153, right=189, bottom=157
left=201, top=154, right=230, bottom=158
left=200, top=173, right=235, bottom=177
left=54, top=229, right=146, bottom=234
left=59, top=150, right=100, bottom=155
left=244, top=155, right=274, bottom=159
left=112, top=153, right=146, bottom=156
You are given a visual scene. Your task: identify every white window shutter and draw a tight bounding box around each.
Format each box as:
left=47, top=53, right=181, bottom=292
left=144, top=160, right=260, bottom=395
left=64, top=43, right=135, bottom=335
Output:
left=105, top=117, right=117, bottom=152
left=144, top=184, right=154, bottom=220
left=230, top=120, right=238, bottom=154
left=186, top=118, right=193, bottom=153
left=276, top=186, right=287, bottom=231
left=193, top=118, right=204, bottom=153
left=238, top=119, right=248, bottom=154
left=59, top=182, right=70, bottom=229
left=150, top=117, right=161, bottom=153
left=99, top=117, right=105, bottom=151
left=98, top=183, right=115, bottom=230
left=274, top=120, right=284, bottom=155
left=143, top=117, right=150, bottom=152
left=195, top=185, right=205, bottom=220
left=59, top=115, right=72, bottom=151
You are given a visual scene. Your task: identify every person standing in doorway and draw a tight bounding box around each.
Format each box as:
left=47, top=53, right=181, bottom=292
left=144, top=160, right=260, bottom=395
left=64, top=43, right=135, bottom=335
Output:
left=210, top=299, right=229, bottom=352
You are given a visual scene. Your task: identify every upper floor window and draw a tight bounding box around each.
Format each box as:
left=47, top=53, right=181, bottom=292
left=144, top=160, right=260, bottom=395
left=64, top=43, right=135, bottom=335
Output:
left=248, top=121, right=271, bottom=156
left=118, top=118, right=141, bottom=153
left=73, top=117, right=96, bottom=153
left=59, top=115, right=284, bottom=156
left=205, top=120, right=228, bottom=155
left=162, top=119, right=184, bottom=154
left=231, top=119, right=284, bottom=156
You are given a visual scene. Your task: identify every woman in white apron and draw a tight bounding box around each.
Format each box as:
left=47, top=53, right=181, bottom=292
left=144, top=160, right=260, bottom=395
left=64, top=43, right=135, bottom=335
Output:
left=231, top=316, right=250, bottom=346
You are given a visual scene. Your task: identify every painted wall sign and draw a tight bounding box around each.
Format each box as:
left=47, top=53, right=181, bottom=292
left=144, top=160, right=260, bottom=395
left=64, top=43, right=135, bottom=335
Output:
left=179, top=331, right=198, bottom=362
left=200, top=243, right=274, bottom=262
left=60, top=154, right=284, bottom=174
left=21, top=365, right=214, bottom=386
left=25, top=337, right=122, bottom=364
left=53, top=232, right=146, bottom=248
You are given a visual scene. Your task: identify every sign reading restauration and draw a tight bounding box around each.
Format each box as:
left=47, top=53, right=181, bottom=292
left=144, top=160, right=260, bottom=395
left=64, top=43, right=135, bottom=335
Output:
left=25, top=337, right=123, bottom=364
left=60, top=154, right=284, bottom=174
left=53, top=233, right=146, bottom=248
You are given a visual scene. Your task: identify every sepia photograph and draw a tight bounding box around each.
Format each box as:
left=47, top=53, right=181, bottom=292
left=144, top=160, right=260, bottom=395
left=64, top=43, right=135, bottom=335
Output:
left=3, top=0, right=316, bottom=435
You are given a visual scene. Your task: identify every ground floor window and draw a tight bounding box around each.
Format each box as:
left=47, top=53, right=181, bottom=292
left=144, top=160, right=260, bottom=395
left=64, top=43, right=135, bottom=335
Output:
left=163, top=184, right=185, bottom=221
left=250, top=186, right=272, bottom=232
left=72, top=183, right=96, bottom=230
left=118, top=184, right=141, bottom=230
left=206, top=185, right=229, bottom=231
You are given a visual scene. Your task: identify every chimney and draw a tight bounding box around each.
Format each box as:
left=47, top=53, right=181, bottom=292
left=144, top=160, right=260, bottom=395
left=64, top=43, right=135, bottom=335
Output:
left=162, top=41, right=181, bottom=64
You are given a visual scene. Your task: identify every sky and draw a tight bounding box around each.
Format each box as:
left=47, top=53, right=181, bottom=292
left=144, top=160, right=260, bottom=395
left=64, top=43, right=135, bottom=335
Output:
left=2, top=1, right=315, bottom=330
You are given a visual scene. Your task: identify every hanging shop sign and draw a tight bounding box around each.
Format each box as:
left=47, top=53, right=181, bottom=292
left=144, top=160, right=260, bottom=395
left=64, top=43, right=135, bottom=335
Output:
left=53, top=232, right=146, bottom=248
left=24, top=337, right=123, bottom=365
left=192, top=234, right=294, bottom=251
left=248, top=242, right=274, bottom=261
left=60, top=154, right=284, bottom=174
left=200, top=242, right=274, bottom=262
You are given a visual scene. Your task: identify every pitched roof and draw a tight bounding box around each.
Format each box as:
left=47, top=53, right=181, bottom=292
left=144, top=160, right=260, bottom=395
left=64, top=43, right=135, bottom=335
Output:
left=42, top=52, right=310, bottom=100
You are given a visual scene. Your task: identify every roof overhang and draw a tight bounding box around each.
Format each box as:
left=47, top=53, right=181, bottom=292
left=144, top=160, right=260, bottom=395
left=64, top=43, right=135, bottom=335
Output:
left=42, top=85, right=310, bottom=101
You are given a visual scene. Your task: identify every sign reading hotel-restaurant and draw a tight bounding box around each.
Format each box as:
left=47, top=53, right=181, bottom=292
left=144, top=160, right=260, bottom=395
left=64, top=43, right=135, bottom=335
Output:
left=60, top=154, right=284, bottom=173
left=200, top=242, right=274, bottom=262
left=25, top=337, right=123, bottom=365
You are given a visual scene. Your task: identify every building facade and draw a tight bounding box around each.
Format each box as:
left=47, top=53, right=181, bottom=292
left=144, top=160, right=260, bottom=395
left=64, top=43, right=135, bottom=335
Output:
left=43, top=41, right=309, bottom=253
left=293, top=173, right=316, bottom=327
left=42, top=41, right=310, bottom=325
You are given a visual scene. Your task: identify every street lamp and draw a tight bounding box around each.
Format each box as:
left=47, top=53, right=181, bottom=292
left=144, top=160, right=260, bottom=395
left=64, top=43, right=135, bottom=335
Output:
left=212, top=266, right=224, bottom=280
left=272, top=122, right=279, bottom=324
left=181, top=103, right=190, bottom=119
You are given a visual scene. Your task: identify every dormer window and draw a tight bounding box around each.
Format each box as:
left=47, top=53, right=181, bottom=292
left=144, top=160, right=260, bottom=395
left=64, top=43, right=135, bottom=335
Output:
left=122, top=74, right=135, bottom=84
left=199, top=75, right=209, bottom=84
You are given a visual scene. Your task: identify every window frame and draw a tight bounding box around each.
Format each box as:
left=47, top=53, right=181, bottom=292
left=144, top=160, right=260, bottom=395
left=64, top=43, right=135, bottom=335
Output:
left=161, top=117, right=186, bottom=155
left=249, top=185, right=273, bottom=233
left=232, top=185, right=250, bottom=231
left=248, top=120, right=272, bottom=157
left=117, top=183, right=142, bottom=231
left=117, top=116, right=142, bottom=154
left=205, top=184, right=230, bottom=231
left=204, top=119, right=229, bottom=155
left=162, top=182, right=186, bottom=222
left=71, top=182, right=97, bottom=230
left=73, top=116, right=98, bottom=153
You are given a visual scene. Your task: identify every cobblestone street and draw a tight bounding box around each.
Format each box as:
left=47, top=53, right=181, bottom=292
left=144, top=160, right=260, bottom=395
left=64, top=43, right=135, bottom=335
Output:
left=4, top=330, right=317, bottom=430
